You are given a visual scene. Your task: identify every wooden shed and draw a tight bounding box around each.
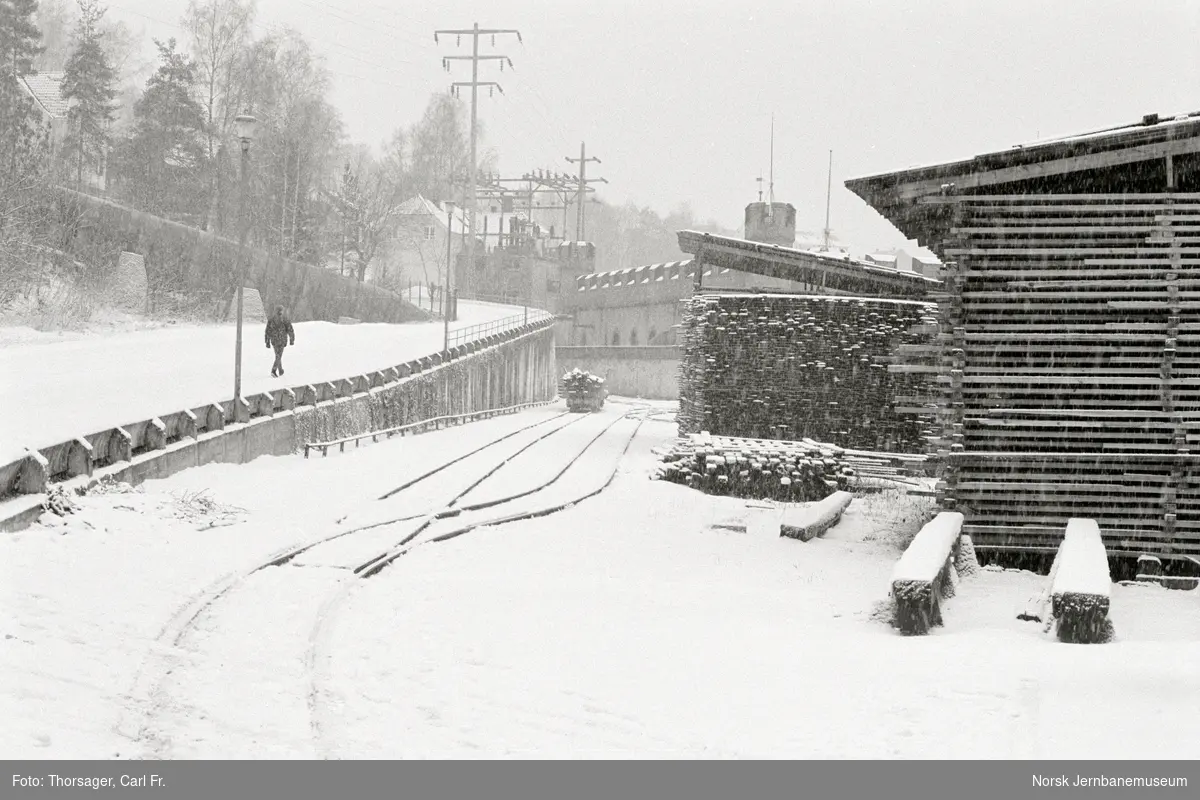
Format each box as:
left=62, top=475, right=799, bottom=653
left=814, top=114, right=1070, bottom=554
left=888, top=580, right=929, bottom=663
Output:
left=846, top=112, right=1200, bottom=562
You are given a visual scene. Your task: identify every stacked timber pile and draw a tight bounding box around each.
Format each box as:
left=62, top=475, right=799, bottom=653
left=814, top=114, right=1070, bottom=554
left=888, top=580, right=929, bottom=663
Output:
left=677, top=294, right=937, bottom=453
left=654, top=432, right=926, bottom=501
left=654, top=432, right=853, bottom=501
left=929, top=193, right=1200, bottom=559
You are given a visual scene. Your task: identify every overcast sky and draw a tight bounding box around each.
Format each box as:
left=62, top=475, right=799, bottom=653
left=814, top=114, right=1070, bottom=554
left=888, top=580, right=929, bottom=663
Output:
left=106, top=0, right=1200, bottom=255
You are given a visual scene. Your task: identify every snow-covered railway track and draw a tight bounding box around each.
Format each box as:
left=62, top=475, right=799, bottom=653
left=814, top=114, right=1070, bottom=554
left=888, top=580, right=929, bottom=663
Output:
left=118, top=403, right=649, bottom=758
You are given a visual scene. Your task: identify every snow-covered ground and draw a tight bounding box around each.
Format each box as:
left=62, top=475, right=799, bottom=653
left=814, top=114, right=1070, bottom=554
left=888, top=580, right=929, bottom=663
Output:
left=1, top=401, right=1198, bottom=759
left=0, top=299, right=530, bottom=465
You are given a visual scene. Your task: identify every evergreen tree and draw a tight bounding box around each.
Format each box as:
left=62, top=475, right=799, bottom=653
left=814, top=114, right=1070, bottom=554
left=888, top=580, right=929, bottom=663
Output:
left=113, top=38, right=207, bottom=222
left=61, top=0, right=117, bottom=187
left=0, top=0, right=47, bottom=189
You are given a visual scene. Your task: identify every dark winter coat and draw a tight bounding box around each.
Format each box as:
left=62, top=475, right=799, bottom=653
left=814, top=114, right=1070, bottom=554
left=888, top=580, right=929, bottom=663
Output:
left=266, top=314, right=295, bottom=349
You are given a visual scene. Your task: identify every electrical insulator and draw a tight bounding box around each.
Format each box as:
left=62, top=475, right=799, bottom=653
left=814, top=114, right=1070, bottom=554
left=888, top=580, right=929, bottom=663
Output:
left=456, top=35, right=461, bottom=46
left=489, top=86, right=494, bottom=98
left=491, top=35, right=495, bottom=46
left=500, top=60, right=504, bottom=72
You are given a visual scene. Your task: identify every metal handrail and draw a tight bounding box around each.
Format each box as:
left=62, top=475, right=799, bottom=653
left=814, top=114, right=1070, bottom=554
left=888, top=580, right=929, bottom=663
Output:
left=303, top=399, right=556, bottom=458
left=445, top=308, right=554, bottom=349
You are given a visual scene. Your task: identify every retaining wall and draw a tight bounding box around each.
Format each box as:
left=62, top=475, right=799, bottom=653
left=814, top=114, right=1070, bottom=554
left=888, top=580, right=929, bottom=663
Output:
left=1, top=322, right=557, bottom=532
left=678, top=293, right=937, bottom=452
left=51, top=187, right=428, bottom=324
left=556, top=345, right=680, bottom=400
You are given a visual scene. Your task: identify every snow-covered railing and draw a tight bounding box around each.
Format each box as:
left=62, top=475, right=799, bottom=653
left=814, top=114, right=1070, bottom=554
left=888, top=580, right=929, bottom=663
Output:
left=780, top=491, right=854, bottom=542
left=1048, top=518, right=1113, bottom=644
left=445, top=308, right=555, bottom=350
left=303, top=399, right=555, bottom=458
left=0, top=316, right=559, bottom=505
left=891, top=511, right=965, bottom=635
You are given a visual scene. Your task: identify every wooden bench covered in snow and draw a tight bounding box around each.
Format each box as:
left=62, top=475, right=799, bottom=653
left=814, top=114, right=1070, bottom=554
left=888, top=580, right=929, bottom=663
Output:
left=890, top=511, right=964, bottom=635
left=1049, top=518, right=1112, bottom=644
left=779, top=491, right=853, bottom=541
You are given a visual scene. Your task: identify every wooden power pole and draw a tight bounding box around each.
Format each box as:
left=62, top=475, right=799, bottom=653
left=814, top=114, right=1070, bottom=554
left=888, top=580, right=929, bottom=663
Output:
left=565, top=143, right=606, bottom=241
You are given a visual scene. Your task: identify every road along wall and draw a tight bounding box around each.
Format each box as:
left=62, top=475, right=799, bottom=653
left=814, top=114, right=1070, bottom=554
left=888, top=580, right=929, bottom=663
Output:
left=1, top=322, right=557, bottom=532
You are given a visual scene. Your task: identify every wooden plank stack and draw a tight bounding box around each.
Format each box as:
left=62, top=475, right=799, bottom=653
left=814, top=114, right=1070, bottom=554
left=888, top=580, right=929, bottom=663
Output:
left=926, top=193, right=1200, bottom=559
left=678, top=294, right=938, bottom=453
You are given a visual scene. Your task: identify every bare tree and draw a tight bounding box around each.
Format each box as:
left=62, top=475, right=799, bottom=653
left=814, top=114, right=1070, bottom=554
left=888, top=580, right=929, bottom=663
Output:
left=183, top=0, right=254, bottom=232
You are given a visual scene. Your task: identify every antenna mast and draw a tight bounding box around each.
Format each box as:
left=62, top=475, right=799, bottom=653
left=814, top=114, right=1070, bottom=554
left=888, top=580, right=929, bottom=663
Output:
left=768, top=113, right=775, bottom=211
left=822, top=149, right=833, bottom=250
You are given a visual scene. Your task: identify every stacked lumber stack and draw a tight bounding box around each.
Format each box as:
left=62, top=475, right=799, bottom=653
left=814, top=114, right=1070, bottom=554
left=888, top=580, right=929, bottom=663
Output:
left=677, top=294, right=938, bottom=452
left=928, top=193, right=1200, bottom=559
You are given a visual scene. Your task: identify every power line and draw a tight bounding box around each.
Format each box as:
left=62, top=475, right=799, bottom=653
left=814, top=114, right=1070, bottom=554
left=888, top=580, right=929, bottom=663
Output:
left=435, top=22, right=522, bottom=297
left=565, top=142, right=605, bottom=240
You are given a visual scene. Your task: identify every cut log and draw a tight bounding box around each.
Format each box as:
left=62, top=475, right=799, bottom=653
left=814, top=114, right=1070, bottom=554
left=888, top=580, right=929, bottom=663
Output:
left=1048, top=518, right=1113, bottom=644
left=780, top=491, right=854, bottom=541
left=891, top=511, right=965, bottom=635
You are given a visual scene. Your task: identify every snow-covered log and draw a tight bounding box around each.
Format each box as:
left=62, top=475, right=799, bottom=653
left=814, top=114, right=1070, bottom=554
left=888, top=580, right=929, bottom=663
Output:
left=890, top=511, right=964, bottom=635
left=780, top=491, right=853, bottom=541
left=1049, top=518, right=1112, bottom=644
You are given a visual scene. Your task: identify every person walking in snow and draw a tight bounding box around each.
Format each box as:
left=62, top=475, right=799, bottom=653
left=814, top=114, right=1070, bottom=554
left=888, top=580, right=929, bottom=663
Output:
left=265, top=305, right=296, bottom=377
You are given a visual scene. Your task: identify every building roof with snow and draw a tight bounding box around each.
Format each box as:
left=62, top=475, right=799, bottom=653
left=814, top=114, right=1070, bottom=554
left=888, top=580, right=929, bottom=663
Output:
left=677, top=230, right=938, bottom=297
left=397, top=194, right=532, bottom=242
left=20, top=71, right=69, bottom=119
left=845, top=109, right=1200, bottom=251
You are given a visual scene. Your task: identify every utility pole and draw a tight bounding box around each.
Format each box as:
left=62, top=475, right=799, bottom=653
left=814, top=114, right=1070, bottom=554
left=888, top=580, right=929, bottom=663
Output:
left=823, top=149, right=833, bottom=251
left=435, top=23, right=522, bottom=298
left=565, top=143, right=606, bottom=240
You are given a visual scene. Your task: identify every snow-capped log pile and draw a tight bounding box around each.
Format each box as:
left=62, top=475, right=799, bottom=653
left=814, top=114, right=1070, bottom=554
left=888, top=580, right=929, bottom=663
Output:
left=653, top=432, right=856, bottom=502
left=677, top=294, right=937, bottom=452
left=890, top=511, right=968, bottom=635
left=562, top=368, right=605, bottom=413
left=1048, top=518, right=1113, bottom=644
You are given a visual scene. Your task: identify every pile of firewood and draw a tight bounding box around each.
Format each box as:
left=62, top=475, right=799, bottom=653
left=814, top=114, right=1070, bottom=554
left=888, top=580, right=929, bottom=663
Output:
left=563, top=368, right=605, bottom=413
left=677, top=294, right=936, bottom=452
left=653, top=432, right=856, bottom=502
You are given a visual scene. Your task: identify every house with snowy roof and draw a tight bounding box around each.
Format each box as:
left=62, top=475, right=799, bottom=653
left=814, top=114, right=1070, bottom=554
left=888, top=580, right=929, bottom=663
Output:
left=18, top=70, right=106, bottom=191
left=374, top=194, right=546, bottom=296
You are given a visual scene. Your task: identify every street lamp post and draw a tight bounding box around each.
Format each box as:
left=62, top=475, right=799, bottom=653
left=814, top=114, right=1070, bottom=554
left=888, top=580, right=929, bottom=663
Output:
left=444, top=201, right=454, bottom=359
left=232, top=113, right=258, bottom=408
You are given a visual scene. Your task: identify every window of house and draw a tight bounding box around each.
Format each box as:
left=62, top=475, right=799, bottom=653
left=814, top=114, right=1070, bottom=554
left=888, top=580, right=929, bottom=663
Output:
left=424, top=225, right=436, bottom=241
left=648, top=326, right=658, bottom=344
left=629, top=328, right=639, bottom=346
left=611, top=330, right=620, bottom=346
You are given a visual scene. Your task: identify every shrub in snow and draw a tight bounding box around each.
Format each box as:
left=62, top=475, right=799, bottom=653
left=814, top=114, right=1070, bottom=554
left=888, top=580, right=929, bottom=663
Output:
left=954, top=534, right=980, bottom=578
left=890, top=511, right=965, bottom=635
left=42, top=486, right=77, bottom=517
left=656, top=433, right=854, bottom=502
left=1048, top=519, right=1113, bottom=644
left=856, top=486, right=937, bottom=551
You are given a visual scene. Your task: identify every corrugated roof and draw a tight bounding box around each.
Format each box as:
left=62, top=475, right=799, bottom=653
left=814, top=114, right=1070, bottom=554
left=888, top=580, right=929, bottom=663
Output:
left=21, top=72, right=69, bottom=119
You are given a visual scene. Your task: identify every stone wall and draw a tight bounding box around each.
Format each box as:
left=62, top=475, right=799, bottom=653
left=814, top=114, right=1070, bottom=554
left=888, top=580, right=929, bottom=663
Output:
left=556, top=345, right=680, bottom=400
left=678, top=294, right=937, bottom=452
left=51, top=188, right=428, bottom=324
